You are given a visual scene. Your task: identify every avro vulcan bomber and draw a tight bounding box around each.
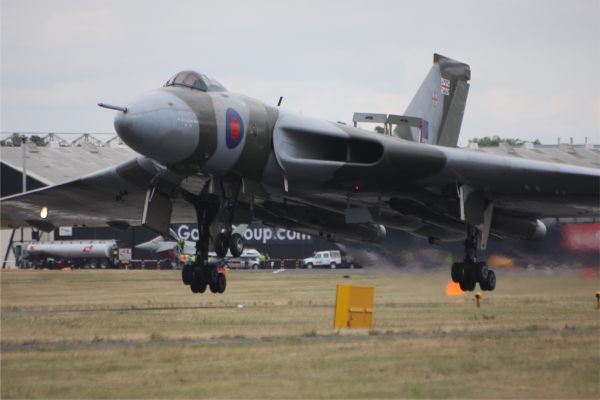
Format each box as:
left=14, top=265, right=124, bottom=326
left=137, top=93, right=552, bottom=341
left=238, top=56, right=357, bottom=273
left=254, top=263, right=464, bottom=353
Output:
left=3, top=54, right=598, bottom=294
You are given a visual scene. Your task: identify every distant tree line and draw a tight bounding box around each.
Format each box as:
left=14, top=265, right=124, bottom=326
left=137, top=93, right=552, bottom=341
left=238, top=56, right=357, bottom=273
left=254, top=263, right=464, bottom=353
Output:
left=469, top=135, right=541, bottom=147
left=1, top=133, right=47, bottom=147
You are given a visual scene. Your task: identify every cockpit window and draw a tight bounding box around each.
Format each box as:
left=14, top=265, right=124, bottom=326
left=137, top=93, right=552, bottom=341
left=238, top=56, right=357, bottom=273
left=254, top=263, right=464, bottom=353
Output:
left=183, top=74, right=197, bottom=87
left=164, top=70, right=227, bottom=92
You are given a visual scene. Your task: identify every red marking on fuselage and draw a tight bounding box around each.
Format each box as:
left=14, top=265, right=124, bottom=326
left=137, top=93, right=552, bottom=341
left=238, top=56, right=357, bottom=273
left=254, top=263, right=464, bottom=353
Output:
left=230, top=117, right=240, bottom=141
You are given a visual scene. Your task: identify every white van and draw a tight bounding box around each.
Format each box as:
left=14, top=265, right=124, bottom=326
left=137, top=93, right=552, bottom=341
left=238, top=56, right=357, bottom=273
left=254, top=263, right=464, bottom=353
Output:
left=302, top=250, right=342, bottom=269
left=222, top=248, right=263, bottom=269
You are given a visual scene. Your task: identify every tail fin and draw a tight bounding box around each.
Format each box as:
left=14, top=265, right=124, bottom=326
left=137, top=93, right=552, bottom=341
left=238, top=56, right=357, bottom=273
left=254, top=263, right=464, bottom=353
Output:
left=394, top=54, right=470, bottom=147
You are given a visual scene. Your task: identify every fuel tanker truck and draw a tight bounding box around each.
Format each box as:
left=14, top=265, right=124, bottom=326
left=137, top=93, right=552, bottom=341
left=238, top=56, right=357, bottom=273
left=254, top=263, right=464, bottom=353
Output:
left=13, top=240, right=119, bottom=269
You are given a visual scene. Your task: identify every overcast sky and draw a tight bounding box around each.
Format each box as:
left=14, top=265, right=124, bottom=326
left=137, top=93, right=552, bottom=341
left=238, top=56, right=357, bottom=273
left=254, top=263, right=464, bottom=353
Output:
left=1, top=0, right=599, bottom=145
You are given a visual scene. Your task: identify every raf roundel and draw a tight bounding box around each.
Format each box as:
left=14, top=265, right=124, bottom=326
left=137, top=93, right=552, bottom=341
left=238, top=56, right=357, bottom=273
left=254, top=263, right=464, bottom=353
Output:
left=225, top=108, right=244, bottom=149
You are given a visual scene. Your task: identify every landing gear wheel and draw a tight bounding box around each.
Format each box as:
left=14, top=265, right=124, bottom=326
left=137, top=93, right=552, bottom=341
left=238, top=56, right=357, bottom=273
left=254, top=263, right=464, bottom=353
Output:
left=458, top=263, right=476, bottom=292
left=209, top=269, right=227, bottom=293
left=190, top=272, right=207, bottom=294
left=459, top=276, right=476, bottom=292
left=479, top=277, right=489, bottom=291
left=216, top=273, right=226, bottom=293
left=182, top=265, right=193, bottom=285
left=208, top=264, right=218, bottom=283
left=451, top=262, right=463, bottom=283
left=484, top=270, right=496, bottom=291
left=214, top=233, right=229, bottom=258
left=475, top=261, right=489, bottom=283
left=229, top=233, right=244, bottom=258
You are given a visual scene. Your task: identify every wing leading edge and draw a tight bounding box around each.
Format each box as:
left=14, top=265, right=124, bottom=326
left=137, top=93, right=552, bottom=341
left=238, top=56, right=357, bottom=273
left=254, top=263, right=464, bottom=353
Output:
left=1, top=157, right=188, bottom=231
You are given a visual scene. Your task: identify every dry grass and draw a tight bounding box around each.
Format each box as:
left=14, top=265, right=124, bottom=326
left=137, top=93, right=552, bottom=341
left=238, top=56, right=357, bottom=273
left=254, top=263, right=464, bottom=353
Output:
left=1, top=268, right=599, bottom=398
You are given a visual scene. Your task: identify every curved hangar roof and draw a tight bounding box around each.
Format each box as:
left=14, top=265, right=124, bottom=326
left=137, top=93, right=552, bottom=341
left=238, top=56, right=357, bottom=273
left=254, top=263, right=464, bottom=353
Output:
left=0, top=136, right=598, bottom=188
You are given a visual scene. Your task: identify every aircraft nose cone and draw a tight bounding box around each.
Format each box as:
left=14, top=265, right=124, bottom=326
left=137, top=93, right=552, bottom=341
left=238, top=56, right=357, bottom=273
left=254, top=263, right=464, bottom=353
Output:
left=114, top=90, right=199, bottom=163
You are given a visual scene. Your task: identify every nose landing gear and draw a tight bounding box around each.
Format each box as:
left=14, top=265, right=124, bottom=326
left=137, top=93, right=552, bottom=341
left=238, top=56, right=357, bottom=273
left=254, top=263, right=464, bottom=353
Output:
left=180, top=179, right=244, bottom=295
left=214, top=232, right=244, bottom=258
left=213, top=181, right=244, bottom=258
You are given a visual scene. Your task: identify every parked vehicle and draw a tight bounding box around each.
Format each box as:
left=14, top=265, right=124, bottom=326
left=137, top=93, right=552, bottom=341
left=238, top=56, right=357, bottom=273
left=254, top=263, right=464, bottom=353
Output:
left=12, top=240, right=119, bottom=269
left=302, top=250, right=342, bottom=269
left=224, top=248, right=263, bottom=269
left=340, top=255, right=360, bottom=269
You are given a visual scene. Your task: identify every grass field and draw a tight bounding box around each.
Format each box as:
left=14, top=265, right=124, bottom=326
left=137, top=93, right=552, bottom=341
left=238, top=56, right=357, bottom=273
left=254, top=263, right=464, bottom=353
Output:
left=1, top=268, right=599, bottom=399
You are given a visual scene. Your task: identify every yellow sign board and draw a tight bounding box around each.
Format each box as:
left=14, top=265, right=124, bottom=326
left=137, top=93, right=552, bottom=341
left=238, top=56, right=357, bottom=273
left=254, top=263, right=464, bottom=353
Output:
left=334, top=284, right=374, bottom=329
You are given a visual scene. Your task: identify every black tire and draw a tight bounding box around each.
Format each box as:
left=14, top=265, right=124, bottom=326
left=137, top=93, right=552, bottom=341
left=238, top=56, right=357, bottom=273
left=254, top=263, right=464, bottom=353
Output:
left=190, top=278, right=200, bottom=293
left=486, top=270, right=496, bottom=291
left=214, top=233, right=229, bottom=258
left=330, top=262, right=336, bottom=269
left=252, top=264, right=258, bottom=270
left=479, top=279, right=489, bottom=291
left=307, top=263, right=313, bottom=269
left=229, top=233, right=244, bottom=258
left=190, top=270, right=207, bottom=294
left=217, top=273, right=226, bottom=293
left=451, top=262, right=463, bottom=283
left=182, top=265, right=193, bottom=285
left=206, top=265, right=219, bottom=292
left=475, top=261, right=489, bottom=283
left=209, top=265, right=218, bottom=283
left=459, top=276, right=476, bottom=292
left=209, top=281, right=219, bottom=293
left=349, top=263, right=355, bottom=269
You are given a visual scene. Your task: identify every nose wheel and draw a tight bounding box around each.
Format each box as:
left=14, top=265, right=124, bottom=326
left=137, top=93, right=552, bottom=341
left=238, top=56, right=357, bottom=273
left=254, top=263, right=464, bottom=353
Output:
left=214, top=233, right=229, bottom=258
left=451, top=226, right=496, bottom=292
left=229, top=233, right=244, bottom=257
left=214, top=232, right=244, bottom=258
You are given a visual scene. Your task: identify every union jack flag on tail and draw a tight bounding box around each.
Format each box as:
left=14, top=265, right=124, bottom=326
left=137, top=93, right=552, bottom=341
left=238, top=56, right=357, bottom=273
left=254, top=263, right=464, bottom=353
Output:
left=441, top=78, right=450, bottom=96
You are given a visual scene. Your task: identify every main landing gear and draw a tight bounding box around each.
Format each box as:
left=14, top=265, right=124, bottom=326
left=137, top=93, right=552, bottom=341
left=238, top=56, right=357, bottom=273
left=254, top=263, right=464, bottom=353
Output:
left=451, top=226, right=496, bottom=292
left=213, top=180, right=244, bottom=259
left=181, top=180, right=244, bottom=295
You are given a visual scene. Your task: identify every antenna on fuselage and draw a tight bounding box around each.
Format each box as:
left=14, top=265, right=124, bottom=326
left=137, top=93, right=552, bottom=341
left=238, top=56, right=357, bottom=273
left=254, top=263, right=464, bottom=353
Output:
left=277, top=96, right=284, bottom=107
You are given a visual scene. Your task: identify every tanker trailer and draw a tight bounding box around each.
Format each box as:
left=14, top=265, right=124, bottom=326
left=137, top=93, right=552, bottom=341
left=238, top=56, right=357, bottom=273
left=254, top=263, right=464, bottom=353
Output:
left=13, top=240, right=119, bottom=268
